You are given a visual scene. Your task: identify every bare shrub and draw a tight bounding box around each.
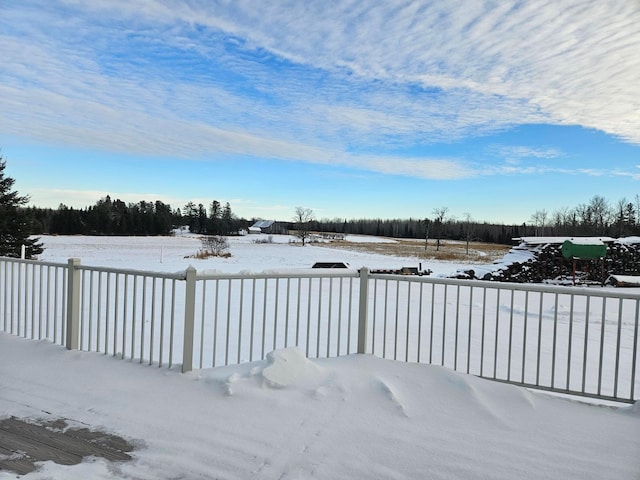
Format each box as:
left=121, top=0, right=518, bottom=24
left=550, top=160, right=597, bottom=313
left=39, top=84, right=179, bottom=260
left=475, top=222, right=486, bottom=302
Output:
left=194, top=235, right=231, bottom=258
left=192, top=250, right=232, bottom=259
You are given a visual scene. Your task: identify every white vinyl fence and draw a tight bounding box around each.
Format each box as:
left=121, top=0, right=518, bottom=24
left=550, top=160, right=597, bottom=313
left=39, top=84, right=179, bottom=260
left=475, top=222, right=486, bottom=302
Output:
left=1, top=256, right=638, bottom=404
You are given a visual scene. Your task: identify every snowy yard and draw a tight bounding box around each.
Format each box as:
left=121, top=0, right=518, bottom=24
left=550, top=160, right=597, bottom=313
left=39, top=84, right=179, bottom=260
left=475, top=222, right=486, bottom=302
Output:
left=1, top=234, right=639, bottom=479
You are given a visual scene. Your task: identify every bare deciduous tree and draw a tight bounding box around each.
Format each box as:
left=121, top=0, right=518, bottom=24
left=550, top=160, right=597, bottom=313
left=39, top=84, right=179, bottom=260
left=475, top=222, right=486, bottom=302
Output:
left=423, top=218, right=430, bottom=250
left=463, top=212, right=473, bottom=255
left=293, top=207, right=314, bottom=246
left=432, top=206, right=448, bottom=251
left=530, top=209, right=548, bottom=236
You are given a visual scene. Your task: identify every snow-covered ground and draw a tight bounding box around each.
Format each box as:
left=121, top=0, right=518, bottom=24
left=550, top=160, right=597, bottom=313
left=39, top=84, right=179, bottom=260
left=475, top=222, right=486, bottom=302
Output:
left=1, top=235, right=639, bottom=479
left=36, top=233, right=484, bottom=275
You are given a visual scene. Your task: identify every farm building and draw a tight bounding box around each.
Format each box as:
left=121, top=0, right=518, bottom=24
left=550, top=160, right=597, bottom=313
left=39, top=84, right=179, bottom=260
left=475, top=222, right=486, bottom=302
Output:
left=249, top=220, right=287, bottom=235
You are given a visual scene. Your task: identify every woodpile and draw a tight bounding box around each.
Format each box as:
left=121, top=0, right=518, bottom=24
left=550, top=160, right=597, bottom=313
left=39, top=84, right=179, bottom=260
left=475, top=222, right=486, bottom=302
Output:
left=604, top=242, right=640, bottom=276
left=477, top=240, right=640, bottom=284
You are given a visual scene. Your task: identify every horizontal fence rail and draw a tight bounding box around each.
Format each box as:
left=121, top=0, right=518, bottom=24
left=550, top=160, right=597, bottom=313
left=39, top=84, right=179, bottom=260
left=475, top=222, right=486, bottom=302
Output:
left=0, top=256, right=638, bottom=403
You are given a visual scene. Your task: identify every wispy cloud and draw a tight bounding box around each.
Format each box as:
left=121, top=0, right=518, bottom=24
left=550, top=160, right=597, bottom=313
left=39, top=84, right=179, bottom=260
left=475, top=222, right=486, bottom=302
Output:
left=489, top=145, right=565, bottom=165
left=481, top=163, right=640, bottom=180
left=172, top=0, right=639, bottom=142
left=498, top=146, right=563, bottom=160
left=1, top=0, right=639, bottom=183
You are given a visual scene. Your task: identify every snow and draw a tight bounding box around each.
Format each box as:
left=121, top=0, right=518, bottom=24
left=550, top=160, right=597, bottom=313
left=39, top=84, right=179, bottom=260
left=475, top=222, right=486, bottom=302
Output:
left=616, top=236, right=640, bottom=245
left=517, top=236, right=615, bottom=245
left=261, top=348, right=321, bottom=388
left=340, top=234, right=397, bottom=244
left=36, top=234, right=482, bottom=276
left=1, top=336, right=638, bottom=480
left=608, top=275, right=640, bottom=287
left=1, top=234, right=639, bottom=479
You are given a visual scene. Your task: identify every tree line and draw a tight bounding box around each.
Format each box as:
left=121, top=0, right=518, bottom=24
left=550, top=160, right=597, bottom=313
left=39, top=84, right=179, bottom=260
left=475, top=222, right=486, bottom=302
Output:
left=181, top=200, right=245, bottom=236
left=28, top=196, right=247, bottom=236
left=309, top=195, right=640, bottom=245
left=527, top=195, right=640, bottom=237
left=308, top=216, right=522, bottom=245
left=22, top=194, right=640, bottom=246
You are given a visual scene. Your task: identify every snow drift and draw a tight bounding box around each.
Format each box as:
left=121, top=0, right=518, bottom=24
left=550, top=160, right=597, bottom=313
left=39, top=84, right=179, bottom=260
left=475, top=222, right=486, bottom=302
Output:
left=1, top=335, right=638, bottom=479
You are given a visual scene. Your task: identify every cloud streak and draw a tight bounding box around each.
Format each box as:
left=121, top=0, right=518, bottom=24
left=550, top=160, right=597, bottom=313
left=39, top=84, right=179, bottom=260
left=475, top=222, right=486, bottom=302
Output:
left=167, top=0, right=639, bottom=142
left=1, top=0, right=639, bottom=183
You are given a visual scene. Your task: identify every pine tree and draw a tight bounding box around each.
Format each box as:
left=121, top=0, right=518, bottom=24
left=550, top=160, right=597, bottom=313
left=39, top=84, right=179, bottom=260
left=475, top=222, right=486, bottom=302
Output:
left=0, top=156, right=44, bottom=258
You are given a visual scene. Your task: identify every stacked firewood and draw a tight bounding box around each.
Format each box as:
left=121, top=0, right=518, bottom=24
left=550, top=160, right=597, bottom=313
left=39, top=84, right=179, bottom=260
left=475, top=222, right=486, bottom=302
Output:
left=480, top=243, right=566, bottom=283
left=477, top=241, right=640, bottom=284
left=604, top=242, right=640, bottom=276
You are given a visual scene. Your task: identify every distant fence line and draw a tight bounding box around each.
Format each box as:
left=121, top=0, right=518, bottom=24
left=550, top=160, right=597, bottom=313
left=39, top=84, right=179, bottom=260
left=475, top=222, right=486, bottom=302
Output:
left=0, top=256, right=638, bottom=404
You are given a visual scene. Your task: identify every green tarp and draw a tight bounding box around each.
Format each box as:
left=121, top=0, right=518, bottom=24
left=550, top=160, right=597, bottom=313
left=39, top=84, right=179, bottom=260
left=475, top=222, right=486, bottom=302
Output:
left=561, top=240, right=607, bottom=259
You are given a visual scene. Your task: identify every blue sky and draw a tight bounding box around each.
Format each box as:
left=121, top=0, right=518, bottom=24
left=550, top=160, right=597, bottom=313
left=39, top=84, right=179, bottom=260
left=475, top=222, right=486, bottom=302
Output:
left=1, top=1, right=639, bottom=224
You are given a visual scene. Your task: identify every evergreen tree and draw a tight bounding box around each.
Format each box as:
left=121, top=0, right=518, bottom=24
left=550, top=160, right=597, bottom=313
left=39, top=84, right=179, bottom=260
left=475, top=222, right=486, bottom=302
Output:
left=183, top=201, right=198, bottom=233
left=208, top=200, right=222, bottom=234
left=154, top=200, right=173, bottom=235
left=197, top=203, right=207, bottom=234
left=221, top=202, right=234, bottom=235
left=0, top=156, right=44, bottom=258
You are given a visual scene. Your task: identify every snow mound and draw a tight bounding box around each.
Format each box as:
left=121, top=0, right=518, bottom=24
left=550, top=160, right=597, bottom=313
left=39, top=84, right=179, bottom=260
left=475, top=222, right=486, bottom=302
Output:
left=206, top=347, right=323, bottom=395
left=262, top=347, right=321, bottom=388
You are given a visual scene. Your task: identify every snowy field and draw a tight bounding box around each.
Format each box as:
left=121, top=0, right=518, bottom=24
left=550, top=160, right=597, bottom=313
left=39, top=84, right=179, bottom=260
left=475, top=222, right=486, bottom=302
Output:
left=1, top=234, right=639, bottom=479
left=35, top=233, right=479, bottom=275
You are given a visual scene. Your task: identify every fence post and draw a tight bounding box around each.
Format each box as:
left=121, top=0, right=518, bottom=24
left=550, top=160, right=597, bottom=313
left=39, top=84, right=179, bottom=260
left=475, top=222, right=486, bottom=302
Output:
left=357, top=267, right=369, bottom=354
left=182, top=266, right=197, bottom=373
left=66, top=258, right=81, bottom=350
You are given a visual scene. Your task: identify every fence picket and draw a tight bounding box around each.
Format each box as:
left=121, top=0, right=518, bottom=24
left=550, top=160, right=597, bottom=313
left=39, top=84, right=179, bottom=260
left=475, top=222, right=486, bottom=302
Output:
left=0, top=256, right=638, bottom=403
